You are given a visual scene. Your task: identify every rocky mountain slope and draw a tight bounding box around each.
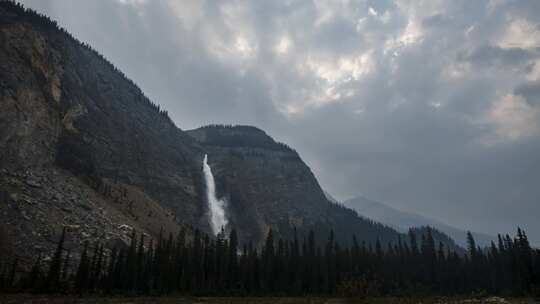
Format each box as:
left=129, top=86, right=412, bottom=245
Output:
left=0, top=2, right=461, bottom=264
left=0, top=2, right=205, bottom=263
left=187, top=125, right=329, bottom=243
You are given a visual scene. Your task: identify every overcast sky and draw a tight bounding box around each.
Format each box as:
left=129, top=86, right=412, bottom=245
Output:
left=20, top=0, right=540, bottom=243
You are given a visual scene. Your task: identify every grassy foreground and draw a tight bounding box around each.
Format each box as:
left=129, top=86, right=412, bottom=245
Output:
left=0, top=295, right=538, bottom=304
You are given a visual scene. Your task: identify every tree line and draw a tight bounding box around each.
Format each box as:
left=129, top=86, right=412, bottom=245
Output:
left=196, top=125, right=297, bottom=154
left=0, top=226, right=539, bottom=297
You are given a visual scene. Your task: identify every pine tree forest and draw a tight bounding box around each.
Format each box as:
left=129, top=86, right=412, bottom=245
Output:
left=1, top=226, right=539, bottom=297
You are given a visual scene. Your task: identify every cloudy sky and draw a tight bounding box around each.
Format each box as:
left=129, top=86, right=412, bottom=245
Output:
left=20, top=0, right=540, bottom=243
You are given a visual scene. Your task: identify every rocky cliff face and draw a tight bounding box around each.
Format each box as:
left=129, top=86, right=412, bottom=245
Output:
left=187, top=125, right=332, bottom=243
left=186, top=126, right=407, bottom=247
left=0, top=3, right=205, bottom=263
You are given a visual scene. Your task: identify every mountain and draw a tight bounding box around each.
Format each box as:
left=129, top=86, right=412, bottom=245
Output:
left=185, top=125, right=403, bottom=245
left=344, top=196, right=494, bottom=247
left=0, top=2, right=413, bottom=263
left=186, top=125, right=326, bottom=243
left=0, top=1, right=205, bottom=262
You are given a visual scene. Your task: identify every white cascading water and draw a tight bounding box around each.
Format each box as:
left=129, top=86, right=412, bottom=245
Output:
left=202, top=154, right=228, bottom=235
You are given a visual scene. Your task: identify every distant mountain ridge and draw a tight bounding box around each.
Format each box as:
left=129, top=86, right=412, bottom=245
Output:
left=342, top=195, right=494, bottom=247
left=324, top=191, right=466, bottom=253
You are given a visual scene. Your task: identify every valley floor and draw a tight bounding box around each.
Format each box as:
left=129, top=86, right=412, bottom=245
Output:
left=0, top=295, right=538, bottom=304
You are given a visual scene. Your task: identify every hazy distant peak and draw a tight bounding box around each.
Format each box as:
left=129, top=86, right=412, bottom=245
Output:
left=344, top=195, right=495, bottom=247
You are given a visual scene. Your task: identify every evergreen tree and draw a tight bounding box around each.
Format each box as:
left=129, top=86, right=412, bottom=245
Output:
left=1, top=215, right=539, bottom=297
left=27, top=253, right=42, bottom=290
left=7, top=258, right=17, bottom=289
left=262, top=228, right=275, bottom=292
left=62, top=249, right=71, bottom=281
left=136, top=233, right=146, bottom=292
left=467, top=231, right=477, bottom=258
left=75, top=241, right=90, bottom=293
left=125, top=230, right=137, bottom=291
left=228, top=229, right=239, bottom=290
left=46, top=227, right=66, bottom=291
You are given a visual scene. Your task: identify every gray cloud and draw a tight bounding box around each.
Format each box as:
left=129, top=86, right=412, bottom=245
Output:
left=19, top=0, right=540, bottom=244
left=461, top=45, right=540, bottom=73
left=515, top=81, right=540, bottom=106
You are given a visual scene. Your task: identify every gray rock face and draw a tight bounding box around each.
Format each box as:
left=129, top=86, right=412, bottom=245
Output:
left=0, top=167, right=183, bottom=266
left=0, top=20, right=63, bottom=169
left=0, top=8, right=205, bottom=226
left=53, top=38, right=206, bottom=228
left=0, top=4, right=206, bottom=263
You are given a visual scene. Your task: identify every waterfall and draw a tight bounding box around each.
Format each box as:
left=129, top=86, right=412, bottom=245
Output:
left=202, top=154, right=228, bottom=235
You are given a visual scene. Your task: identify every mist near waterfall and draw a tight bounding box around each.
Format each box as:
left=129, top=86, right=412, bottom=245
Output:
left=202, top=154, right=228, bottom=235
